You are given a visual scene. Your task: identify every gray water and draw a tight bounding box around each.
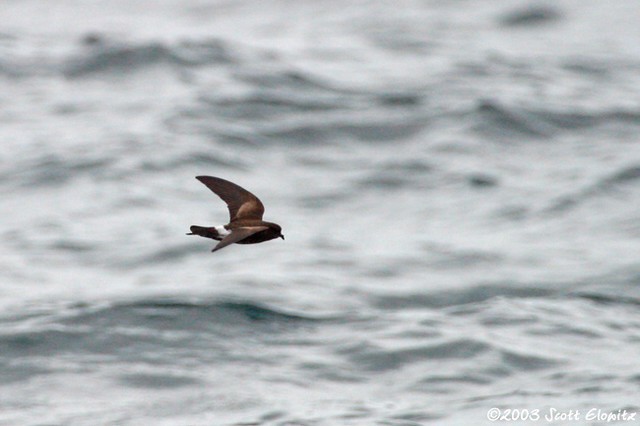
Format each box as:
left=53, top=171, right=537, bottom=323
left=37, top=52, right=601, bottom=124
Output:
left=1, top=1, right=640, bottom=425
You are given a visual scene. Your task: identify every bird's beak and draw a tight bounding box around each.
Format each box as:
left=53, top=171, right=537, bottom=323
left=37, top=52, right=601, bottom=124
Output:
left=280, top=234, right=285, bottom=240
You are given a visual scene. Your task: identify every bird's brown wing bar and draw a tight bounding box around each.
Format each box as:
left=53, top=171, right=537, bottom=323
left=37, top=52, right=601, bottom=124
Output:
left=196, top=176, right=265, bottom=221
left=211, top=226, right=268, bottom=252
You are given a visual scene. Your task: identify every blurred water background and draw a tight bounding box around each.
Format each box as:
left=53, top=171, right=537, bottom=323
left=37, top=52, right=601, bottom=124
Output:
left=1, top=0, right=640, bottom=425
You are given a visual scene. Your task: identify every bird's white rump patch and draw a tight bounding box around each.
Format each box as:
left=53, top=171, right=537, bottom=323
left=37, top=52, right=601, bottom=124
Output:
left=215, top=225, right=231, bottom=237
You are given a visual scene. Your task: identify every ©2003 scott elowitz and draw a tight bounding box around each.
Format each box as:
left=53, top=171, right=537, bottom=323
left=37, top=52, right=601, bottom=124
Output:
left=486, top=407, right=637, bottom=422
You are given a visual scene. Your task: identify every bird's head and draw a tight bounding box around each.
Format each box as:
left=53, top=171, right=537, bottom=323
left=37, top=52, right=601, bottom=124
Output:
left=273, top=224, right=284, bottom=240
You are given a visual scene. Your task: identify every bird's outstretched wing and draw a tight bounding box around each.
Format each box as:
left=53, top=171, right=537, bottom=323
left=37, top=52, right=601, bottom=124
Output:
left=211, top=226, right=268, bottom=252
left=196, top=176, right=265, bottom=221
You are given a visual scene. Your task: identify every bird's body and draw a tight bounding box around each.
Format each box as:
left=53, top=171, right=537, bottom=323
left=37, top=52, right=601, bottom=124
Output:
left=187, top=176, right=284, bottom=252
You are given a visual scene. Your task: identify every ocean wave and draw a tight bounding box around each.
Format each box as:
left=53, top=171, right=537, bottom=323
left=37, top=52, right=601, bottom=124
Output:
left=136, top=151, right=245, bottom=173
left=234, top=68, right=337, bottom=92
left=262, top=111, right=427, bottom=143
left=341, top=338, right=490, bottom=372
left=63, top=299, right=321, bottom=328
left=531, top=108, right=640, bottom=129
left=117, top=372, right=202, bottom=389
left=184, top=84, right=427, bottom=145
left=572, top=292, right=640, bottom=307
left=499, top=6, right=563, bottom=27
left=472, top=99, right=556, bottom=138
left=471, top=100, right=640, bottom=139
left=467, top=173, right=499, bottom=188
left=7, top=153, right=116, bottom=188
left=371, top=283, right=555, bottom=310
left=3, top=299, right=320, bottom=330
left=0, top=35, right=235, bottom=77
left=178, top=109, right=428, bottom=145
left=2, top=145, right=246, bottom=192
left=0, top=299, right=322, bottom=363
left=355, top=159, right=433, bottom=190
left=200, top=90, right=348, bottom=119
left=544, top=164, right=640, bottom=214
left=0, top=360, right=50, bottom=384
left=500, top=349, right=563, bottom=371
left=63, top=36, right=234, bottom=77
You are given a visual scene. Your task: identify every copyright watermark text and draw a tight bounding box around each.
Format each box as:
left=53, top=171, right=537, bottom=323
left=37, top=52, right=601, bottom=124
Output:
left=486, top=407, right=637, bottom=423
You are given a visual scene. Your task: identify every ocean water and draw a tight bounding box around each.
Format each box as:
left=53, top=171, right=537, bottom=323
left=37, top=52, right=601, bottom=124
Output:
left=1, top=0, right=640, bottom=425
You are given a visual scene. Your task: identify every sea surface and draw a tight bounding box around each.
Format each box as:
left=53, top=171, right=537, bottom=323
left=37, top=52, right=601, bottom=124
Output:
left=1, top=1, right=640, bottom=425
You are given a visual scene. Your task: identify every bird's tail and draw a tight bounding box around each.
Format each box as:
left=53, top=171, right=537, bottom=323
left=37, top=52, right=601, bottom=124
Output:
left=186, top=225, right=219, bottom=239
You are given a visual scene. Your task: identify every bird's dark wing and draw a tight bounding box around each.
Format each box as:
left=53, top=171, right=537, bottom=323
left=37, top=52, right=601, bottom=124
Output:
left=196, top=176, right=265, bottom=221
left=211, top=226, right=268, bottom=252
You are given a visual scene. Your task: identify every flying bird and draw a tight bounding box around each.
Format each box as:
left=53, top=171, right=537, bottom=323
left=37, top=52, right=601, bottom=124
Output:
left=187, top=176, right=284, bottom=252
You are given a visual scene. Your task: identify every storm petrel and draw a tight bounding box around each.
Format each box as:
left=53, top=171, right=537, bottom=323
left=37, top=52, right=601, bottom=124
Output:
left=187, top=176, right=284, bottom=252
